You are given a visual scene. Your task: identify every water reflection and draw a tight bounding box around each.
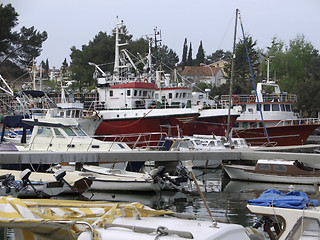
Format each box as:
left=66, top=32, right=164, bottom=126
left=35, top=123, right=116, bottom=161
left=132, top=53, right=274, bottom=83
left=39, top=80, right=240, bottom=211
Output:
left=54, top=167, right=319, bottom=228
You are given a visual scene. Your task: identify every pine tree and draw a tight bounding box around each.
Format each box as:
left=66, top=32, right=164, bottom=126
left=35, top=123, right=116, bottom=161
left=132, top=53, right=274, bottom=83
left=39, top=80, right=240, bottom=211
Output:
left=187, top=42, right=193, bottom=66
left=181, top=38, right=188, bottom=68
left=196, top=41, right=205, bottom=66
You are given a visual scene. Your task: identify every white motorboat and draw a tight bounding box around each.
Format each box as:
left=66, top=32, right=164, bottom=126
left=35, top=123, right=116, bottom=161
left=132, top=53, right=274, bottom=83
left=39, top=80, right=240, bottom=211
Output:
left=223, top=159, right=320, bottom=184
left=0, top=196, right=251, bottom=240
left=78, top=164, right=160, bottom=192
left=246, top=189, right=320, bottom=240
left=14, top=118, right=131, bottom=152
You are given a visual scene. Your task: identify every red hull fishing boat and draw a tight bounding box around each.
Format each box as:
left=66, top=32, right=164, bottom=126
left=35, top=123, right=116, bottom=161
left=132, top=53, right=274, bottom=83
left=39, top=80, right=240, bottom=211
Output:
left=90, top=18, right=239, bottom=146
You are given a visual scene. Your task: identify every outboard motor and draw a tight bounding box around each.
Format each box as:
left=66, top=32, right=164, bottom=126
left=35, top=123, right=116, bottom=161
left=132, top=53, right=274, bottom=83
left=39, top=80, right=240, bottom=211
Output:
left=20, top=169, right=42, bottom=197
left=151, top=165, right=194, bottom=191
left=54, top=169, right=77, bottom=193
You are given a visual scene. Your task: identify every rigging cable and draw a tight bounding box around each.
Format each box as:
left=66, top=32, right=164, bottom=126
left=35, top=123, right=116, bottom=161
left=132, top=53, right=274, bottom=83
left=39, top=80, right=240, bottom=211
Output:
left=238, top=11, right=270, bottom=143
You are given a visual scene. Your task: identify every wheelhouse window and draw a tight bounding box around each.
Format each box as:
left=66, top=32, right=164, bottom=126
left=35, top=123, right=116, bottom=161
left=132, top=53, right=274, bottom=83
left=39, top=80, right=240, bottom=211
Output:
left=75, top=110, right=81, bottom=118
left=272, top=104, right=280, bottom=111
left=110, top=90, right=113, bottom=97
left=285, top=104, right=291, bottom=112
left=176, top=93, right=179, bottom=98
left=134, top=90, right=138, bottom=96
left=263, top=104, right=270, bottom=111
left=280, top=104, right=285, bottom=111
left=169, top=93, right=173, bottom=99
left=127, top=90, right=131, bottom=96
left=155, top=93, right=159, bottom=99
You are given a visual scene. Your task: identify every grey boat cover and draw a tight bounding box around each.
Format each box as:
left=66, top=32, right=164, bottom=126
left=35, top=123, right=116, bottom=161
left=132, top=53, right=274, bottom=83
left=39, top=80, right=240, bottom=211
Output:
left=248, top=189, right=319, bottom=209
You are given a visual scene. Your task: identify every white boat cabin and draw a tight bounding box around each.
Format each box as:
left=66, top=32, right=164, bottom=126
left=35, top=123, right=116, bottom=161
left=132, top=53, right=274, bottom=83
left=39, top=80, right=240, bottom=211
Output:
left=221, top=81, right=298, bottom=129
left=17, top=119, right=131, bottom=152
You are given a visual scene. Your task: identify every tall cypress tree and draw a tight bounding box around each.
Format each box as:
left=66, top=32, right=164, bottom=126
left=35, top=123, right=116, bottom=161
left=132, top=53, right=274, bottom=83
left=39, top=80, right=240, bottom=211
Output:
left=187, top=42, right=193, bottom=66
left=196, top=41, right=205, bottom=66
left=181, top=38, right=188, bottom=68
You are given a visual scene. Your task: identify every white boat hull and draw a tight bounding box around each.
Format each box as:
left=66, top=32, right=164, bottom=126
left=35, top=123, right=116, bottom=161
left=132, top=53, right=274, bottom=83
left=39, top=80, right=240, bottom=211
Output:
left=223, top=165, right=320, bottom=184
left=78, top=216, right=250, bottom=240
left=89, top=178, right=160, bottom=192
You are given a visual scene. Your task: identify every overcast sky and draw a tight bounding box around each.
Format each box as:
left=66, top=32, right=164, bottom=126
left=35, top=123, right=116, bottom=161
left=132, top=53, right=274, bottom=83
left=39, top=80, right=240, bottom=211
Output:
left=3, top=0, right=320, bottom=68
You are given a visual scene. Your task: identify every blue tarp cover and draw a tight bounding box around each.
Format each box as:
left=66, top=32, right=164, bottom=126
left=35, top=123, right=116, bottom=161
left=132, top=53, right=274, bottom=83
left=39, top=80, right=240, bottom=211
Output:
left=248, top=189, right=319, bottom=209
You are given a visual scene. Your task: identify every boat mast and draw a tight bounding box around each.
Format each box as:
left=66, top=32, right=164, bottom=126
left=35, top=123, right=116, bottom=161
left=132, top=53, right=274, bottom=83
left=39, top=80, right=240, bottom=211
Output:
left=113, top=16, right=127, bottom=82
left=226, top=8, right=239, bottom=143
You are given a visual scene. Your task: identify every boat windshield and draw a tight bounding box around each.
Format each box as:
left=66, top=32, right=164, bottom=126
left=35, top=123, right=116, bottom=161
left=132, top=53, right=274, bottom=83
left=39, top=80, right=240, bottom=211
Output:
left=37, top=127, right=52, bottom=136
left=62, top=127, right=77, bottom=136
left=73, top=127, right=87, bottom=136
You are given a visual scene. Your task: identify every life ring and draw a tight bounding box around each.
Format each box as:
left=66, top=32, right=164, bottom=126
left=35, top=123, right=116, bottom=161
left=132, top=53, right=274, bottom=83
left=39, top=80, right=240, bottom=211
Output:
left=30, top=103, right=37, bottom=109
left=144, top=78, right=148, bottom=83
left=248, top=95, right=256, bottom=102
left=232, top=95, right=239, bottom=103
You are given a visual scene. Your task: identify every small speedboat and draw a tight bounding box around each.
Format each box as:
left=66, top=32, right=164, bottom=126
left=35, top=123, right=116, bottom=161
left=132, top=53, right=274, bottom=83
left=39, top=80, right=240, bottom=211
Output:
left=246, top=189, right=320, bottom=240
left=223, top=159, right=320, bottom=184
left=53, top=164, right=161, bottom=192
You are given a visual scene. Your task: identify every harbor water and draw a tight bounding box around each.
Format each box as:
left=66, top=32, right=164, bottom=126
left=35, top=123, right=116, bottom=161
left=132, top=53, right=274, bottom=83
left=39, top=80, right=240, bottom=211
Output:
left=57, top=167, right=319, bottom=228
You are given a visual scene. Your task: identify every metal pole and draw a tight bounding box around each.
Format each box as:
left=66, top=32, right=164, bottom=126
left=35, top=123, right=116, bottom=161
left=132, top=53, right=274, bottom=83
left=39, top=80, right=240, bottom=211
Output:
left=226, top=9, right=239, bottom=143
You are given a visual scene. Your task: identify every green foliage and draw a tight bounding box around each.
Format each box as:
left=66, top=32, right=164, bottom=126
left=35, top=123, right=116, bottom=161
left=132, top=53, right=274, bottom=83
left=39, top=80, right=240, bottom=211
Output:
left=261, top=35, right=320, bottom=117
left=0, top=3, right=18, bottom=57
left=15, top=26, right=48, bottom=66
left=70, top=27, right=178, bottom=87
left=186, top=42, right=193, bottom=66
left=181, top=38, right=188, bottom=69
left=156, top=45, right=179, bottom=72
left=223, top=34, right=259, bottom=94
left=206, top=49, right=231, bottom=63
left=196, top=41, right=205, bottom=66
left=0, top=4, right=47, bottom=70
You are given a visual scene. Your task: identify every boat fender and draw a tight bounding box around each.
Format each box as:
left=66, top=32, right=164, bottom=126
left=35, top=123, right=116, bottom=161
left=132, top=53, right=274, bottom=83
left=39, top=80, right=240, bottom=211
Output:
left=232, top=95, right=239, bottom=103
